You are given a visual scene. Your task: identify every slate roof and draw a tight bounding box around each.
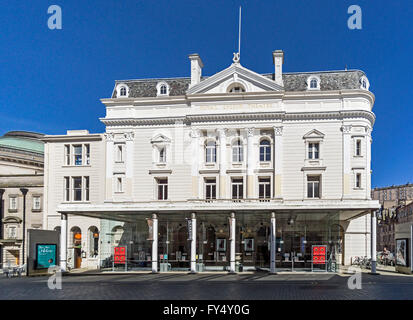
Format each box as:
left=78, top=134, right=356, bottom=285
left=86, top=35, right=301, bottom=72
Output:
left=112, top=70, right=366, bottom=98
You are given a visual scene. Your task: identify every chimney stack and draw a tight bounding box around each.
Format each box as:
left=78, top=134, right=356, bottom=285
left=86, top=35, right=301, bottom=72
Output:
left=189, top=53, right=204, bottom=87
left=272, top=50, right=284, bottom=87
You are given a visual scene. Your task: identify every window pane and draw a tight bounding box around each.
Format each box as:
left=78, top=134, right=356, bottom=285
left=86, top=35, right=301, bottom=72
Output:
left=314, top=182, right=320, bottom=198
left=74, top=146, right=82, bottom=165
left=259, top=184, right=264, bottom=198
left=307, top=183, right=313, bottom=198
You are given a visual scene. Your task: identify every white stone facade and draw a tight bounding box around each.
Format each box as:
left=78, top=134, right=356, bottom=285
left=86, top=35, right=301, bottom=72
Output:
left=43, top=51, right=380, bottom=271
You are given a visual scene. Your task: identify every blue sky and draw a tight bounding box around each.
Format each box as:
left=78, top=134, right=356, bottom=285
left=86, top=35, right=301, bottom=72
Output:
left=0, top=0, right=412, bottom=188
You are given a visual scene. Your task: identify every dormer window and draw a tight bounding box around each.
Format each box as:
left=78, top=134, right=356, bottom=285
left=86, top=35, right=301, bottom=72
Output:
left=307, top=76, right=320, bottom=90
left=360, top=76, right=370, bottom=90
left=115, top=83, right=129, bottom=98
left=156, top=82, right=170, bottom=96
left=227, top=83, right=246, bottom=93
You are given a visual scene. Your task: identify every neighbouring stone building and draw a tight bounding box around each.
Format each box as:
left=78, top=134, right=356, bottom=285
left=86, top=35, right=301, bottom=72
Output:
left=43, top=50, right=380, bottom=273
left=0, top=131, right=44, bottom=267
left=372, top=184, right=413, bottom=253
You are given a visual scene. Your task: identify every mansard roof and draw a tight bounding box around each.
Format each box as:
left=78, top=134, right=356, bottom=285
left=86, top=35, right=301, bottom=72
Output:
left=111, top=70, right=367, bottom=98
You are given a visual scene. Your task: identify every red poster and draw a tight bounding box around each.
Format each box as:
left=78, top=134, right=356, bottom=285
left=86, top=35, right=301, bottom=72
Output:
left=114, top=246, right=126, bottom=264
left=312, top=246, right=326, bottom=265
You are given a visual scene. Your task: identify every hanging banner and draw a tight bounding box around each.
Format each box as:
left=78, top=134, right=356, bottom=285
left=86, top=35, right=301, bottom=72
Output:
left=147, top=218, right=153, bottom=241
left=187, top=218, right=192, bottom=241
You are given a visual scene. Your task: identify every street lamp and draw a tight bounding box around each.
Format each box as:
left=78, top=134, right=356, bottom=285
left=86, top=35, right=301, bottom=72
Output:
left=20, top=188, right=28, bottom=267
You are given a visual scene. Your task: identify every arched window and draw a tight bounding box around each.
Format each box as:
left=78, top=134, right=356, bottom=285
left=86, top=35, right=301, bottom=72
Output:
left=227, top=83, right=246, bottom=93
left=307, top=76, right=320, bottom=90
left=88, top=226, right=99, bottom=258
left=157, top=82, right=170, bottom=96
left=259, top=139, right=271, bottom=162
left=232, top=139, right=243, bottom=162
left=116, top=83, right=129, bottom=98
left=310, top=79, right=318, bottom=89
left=205, top=140, right=217, bottom=163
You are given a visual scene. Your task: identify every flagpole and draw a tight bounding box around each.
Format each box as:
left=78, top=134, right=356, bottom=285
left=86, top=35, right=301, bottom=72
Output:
left=238, top=6, right=242, bottom=57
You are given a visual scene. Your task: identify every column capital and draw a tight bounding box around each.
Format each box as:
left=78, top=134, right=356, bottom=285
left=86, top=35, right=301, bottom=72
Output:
left=124, top=132, right=135, bottom=141
left=191, top=212, right=196, bottom=219
left=217, top=128, right=227, bottom=138
left=246, top=128, right=255, bottom=137
left=273, top=126, right=283, bottom=136
left=341, top=125, right=352, bottom=134
left=152, top=213, right=158, bottom=219
left=190, top=128, right=200, bottom=138
left=104, top=132, right=114, bottom=141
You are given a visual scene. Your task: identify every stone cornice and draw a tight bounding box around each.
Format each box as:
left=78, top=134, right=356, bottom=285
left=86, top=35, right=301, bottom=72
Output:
left=100, top=110, right=375, bottom=127
left=42, top=134, right=103, bottom=142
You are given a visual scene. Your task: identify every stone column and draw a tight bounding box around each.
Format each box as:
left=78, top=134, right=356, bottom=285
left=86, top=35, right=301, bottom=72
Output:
left=60, top=213, right=68, bottom=272
left=104, top=133, right=114, bottom=200
left=190, top=213, right=197, bottom=273
left=246, top=128, right=255, bottom=199
left=270, top=212, right=277, bottom=274
left=152, top=214, right=158, bottom=273
left=218, top=129, right=227, bottom=199
left=125, top=132, right=134, bottom=198
left=273, top=126, right=283, bottom=198
left=370, top=210, right=378, bottom=275
left=190, top=129, right=200, bottom=199
left=341, top=125, right=352, bottom=198
left=229, top=212, right=236, bottom=273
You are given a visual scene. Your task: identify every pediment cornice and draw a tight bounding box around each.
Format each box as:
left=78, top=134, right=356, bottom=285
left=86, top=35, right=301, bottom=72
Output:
left=186, top=63, right=284, bottom=94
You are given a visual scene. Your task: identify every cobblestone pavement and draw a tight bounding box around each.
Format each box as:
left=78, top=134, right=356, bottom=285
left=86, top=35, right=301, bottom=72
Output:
left=0, top=271, right=412, bottom=300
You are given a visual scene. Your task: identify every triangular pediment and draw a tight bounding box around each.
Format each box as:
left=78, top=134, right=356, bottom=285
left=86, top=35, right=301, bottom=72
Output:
left=187, top=63, right=283, bottom=95
left=303, top=129, right=325, bottom=139
left=150, top=134, right=171, bottom=144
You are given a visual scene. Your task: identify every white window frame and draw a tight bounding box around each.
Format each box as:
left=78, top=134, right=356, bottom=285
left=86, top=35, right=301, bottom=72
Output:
left=259, top=139, right=271, bottom=162
left=205, top=178, right=217, bottom=200
left=72, top=176, right=83, bottom=201
left=231, top=177, right=244, bottom=200
left=84, top=144, right=90, bottom=165
left=159, top=147, right=166, bottom=163
left=115, top=176, right=124, bottom=193
left=354, top=138, right=363, bottom=157
left=308, top=142, right=320, bottom=159
left=360, top=76, right=370, bottom=90
left=258, top=177, right=271, bottom=199
left=32, top=196, right=41, bottom=210
left=84, top=176, right=90, bottom=201
left=156, top=82, right=170, bottom=97
left=64, top=144, right=71, bottom=165
left=156, top=178, right=168, bottom=200
left=8, top=226, right=17, bottom=239
left=307, top=75, right=321, bottom=90
left=232, top=139, right=243, bottom=163
left=64, top=177, right=70, bottom=201
left=115, top=83, right=129, bottom=98
left=307, top=175, right=321, bottom=199
left=355, top=173, right=362, bottom=189
left=72, top=145, right=83, bottom=166
left=205, top=140, right=217, bottom=163
left=115, top=143, right=125, bottom=163
left=9, top=197, right=17, bottom=210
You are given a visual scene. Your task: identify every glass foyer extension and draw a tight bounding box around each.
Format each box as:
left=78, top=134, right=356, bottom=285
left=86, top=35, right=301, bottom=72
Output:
left=91, top=211, right=344, bottom=273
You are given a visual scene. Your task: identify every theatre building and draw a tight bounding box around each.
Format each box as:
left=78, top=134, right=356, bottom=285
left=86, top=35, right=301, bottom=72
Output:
left=43, top=50, right=380, bottom=272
